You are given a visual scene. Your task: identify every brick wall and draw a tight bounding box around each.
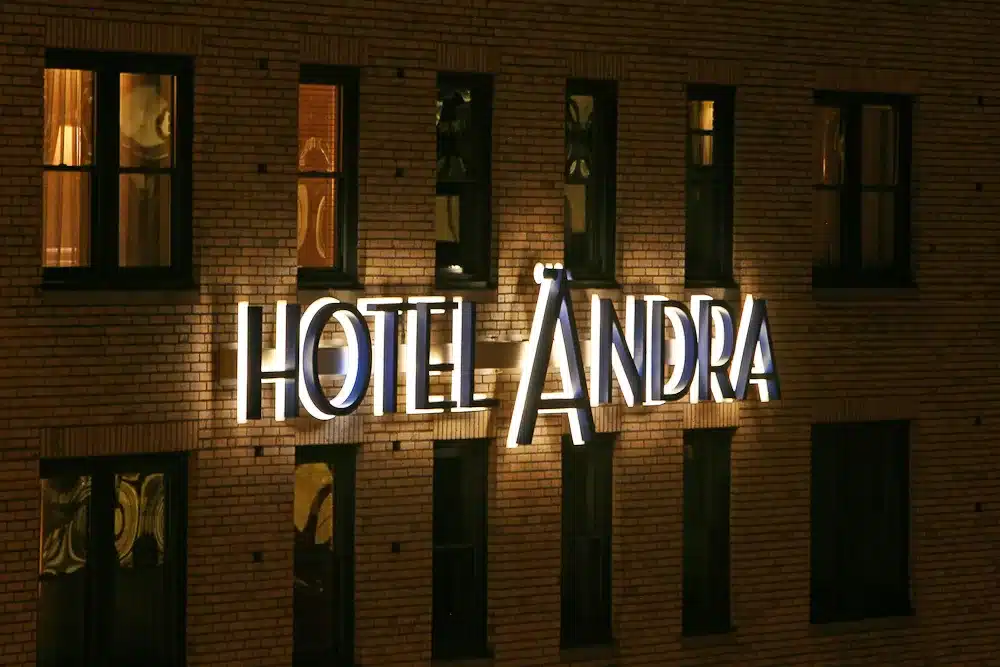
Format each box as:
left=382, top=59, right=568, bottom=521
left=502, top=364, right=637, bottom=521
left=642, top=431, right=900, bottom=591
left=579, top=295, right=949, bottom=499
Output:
left=2, top=1, right=1000, bottom=666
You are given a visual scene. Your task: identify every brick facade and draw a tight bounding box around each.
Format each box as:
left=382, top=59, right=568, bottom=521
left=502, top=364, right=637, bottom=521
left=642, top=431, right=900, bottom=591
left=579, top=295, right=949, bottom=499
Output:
left=2, top=1, right=1000, bottom=666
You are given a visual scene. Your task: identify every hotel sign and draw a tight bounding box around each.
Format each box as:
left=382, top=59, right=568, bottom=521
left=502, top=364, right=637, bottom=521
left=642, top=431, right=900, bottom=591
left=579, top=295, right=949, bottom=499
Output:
left=236, top=264, right=779, bottom=446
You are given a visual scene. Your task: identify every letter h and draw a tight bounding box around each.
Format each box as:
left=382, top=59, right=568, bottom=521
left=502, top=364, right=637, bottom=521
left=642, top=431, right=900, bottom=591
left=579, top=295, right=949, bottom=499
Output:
left=237, top=301, right=300, bottom=422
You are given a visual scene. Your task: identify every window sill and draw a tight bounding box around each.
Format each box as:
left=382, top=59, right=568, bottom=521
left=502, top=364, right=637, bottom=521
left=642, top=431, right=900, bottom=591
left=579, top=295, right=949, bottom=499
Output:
left=431, top=656, right=493, bottom=667
left=809, top=610, right=916, bottom=636
left=684, top=277, right=738, bottom=290
left=434, top=275, right=496, bottom=293
left=813, top=286, right=920, bottom=301
left=41, top=269, right=197, bottom=293
left=568, top=278, right=620, bottom=291
left=559, top=642, right=617, bottom=664
left=297, top=270, right=363, bottom=292
left=680, top=625, right=738, bottom=648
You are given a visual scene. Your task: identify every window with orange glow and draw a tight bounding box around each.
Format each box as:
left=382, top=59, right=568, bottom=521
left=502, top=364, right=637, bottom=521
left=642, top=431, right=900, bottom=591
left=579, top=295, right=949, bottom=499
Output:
left=297, top=66, right=359, bottom=287
left=43, top=50, right=192, bottom=288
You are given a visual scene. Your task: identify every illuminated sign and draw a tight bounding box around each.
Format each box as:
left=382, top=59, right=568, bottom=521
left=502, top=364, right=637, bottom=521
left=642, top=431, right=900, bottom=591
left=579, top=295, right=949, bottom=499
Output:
left=236, top=264, right=779, bottom=446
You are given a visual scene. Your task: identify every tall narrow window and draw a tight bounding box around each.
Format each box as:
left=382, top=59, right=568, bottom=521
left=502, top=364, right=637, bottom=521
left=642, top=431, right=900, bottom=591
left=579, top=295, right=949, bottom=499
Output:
left=435, top=73, right=493, bottom=287
left=561, top=435, right=613, bottom=648
left=685, top=85, right=734, bottom=286
left=432, top=440, right=488, bottom=659
left=683, top=428, right=732, bottom=636
left=294, top=445, right=357, bottom=667
left=811, top=421, right=911, bottom=624
left=297, top=66, right=360, bottom=287
left=38, top=454, right=187, bottom=667
left=813, top=92, right=912, bottom=287
left=43, top=50, right=193, bottom=289
left=564, top=79, right=617, bottom=284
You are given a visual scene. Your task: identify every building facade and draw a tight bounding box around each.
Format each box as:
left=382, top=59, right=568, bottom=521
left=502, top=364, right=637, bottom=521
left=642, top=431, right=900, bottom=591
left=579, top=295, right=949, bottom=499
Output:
left=2, top=0, right=1000, bottom=666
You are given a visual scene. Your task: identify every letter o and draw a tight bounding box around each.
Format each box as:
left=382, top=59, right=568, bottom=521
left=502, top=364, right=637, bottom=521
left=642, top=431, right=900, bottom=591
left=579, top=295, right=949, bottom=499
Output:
left=299, top=298, right=372, bottom=419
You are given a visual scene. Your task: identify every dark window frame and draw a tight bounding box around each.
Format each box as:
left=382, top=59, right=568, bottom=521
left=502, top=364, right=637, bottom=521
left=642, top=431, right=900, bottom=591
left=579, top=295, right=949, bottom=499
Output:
left=432, top=439, right=489, bottom=660
left=810, top=420, right=912, bottom=625
left=42, top=49, right=194, bottom=291
left=435, top=72, right=494, bottom=290
left=297, top=65, right=361, bottom=290
left=813, top=91, right=914, bottom=289
left=564, top=78, right=618, bottom=287
left=293, top=444, right=357, bottom=667
left=37, top=453, right=188, bottom=667
left=682, top=427, right=733, bottom=636
left=561, top=434, right=614, bottom=649
left=685, top=84, right=735, bottom=288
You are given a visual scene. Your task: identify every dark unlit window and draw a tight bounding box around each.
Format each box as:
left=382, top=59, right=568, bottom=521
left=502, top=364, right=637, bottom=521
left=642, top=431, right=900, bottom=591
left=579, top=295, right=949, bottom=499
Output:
left=38, top=454, right=187, bottom=667
left=294, top=445, right=356, bottom=667
left=683, top=428, right=732, bottom=636
left=813, top=92, right=912, bottom=287
left=43, top=50, right=193, bottom=288
left=432, top=440, right=488, bottom=659
left=811, top=420, right=911, bottom=624
left=564, top=79, right=617, bottom=283
left=685, top=86, right=734, bottom=286
left=435, top=73, right=493, bottom=286
left=297, top=66, right=360, bottom=287
left=561, top=435, right=613, bottom=648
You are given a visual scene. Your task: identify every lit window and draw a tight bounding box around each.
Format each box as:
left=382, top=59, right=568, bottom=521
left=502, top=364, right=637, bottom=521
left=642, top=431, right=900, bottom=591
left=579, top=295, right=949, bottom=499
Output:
left=43, top=50, right=193, bottom=288
left=297, top=66, right=360, bottom=287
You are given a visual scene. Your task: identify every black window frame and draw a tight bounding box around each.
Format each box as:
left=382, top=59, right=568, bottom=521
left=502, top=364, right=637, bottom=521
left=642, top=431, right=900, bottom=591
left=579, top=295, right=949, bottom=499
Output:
left=435, top=71, right=494, bottom=289
left=810, top=420, right=912, bottom=625
left=685, top=84, right=735, bottom=287
left=297, top=65, right=361, bottom=290
left=293, top=444, right=357, bottom=667
left=813, top=91, right=914, bottom=289
left=432, top=439, right=489, bottom=660
left=37, top=453, right=188, bottom=667
left=561, top=434, right=613, bottom=649
left=564, top=78, right=618, bottom=286
left=42, top=49, right=194, bottom=291
left=682, top=427, right=733, bottom=636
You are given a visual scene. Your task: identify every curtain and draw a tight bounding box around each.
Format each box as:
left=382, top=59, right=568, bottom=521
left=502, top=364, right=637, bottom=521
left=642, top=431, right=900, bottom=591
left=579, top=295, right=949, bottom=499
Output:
left=43, top=69, right=90, bottom=267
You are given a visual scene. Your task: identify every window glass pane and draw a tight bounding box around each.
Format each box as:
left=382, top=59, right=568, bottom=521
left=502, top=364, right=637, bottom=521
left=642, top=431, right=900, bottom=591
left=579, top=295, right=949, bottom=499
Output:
left=813, top=188, right=840, bottom=267
left=434, top=455, right=466, bottom=545
left=437, top=85, right=474, bottom=182
left=816, top=106, right=843, bottom=185
left=299, top=84, right=341, bottom=173
left=686, top=180, right=719, bottom=275
left=294, top=462, right=340, bottom=663
left=861, top=191, right=895, bottom=268
left=435, top=194, right=461, bottom=243
left=111, top=472, right=168, bottom=664
left=43, top=171, right=91, bottom=267
left=298, top=177, right=339, bottom=267
left=120, top=73, right=174, bottom=169
left=689, top=100, right=714, bottom=131
left=119, top=174, right=171, bottom=267
left=38, top=474, right=91, bottom=667
left=689, top=132, right=713, bottom=166
left=564, top=183, right=588, bottom=234
left=861, top=105, right=897, bottom=186
left=44, top=69, right=94, bottom=167
left=566, top=94, right=594, bottom=181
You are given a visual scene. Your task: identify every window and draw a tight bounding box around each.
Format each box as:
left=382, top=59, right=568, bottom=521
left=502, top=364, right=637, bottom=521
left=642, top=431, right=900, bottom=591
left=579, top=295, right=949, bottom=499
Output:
left=811, top=421, right=911, bottom=624
left=42, top=50, right=193, bottom=289
left=682, top=428, right=732, bottom=636
left=564, top=79, right=617, bottom=284
left=294, top=445, right=357, bottom=667
left=432, top=440, right=488, bottom=659
left=813, top=92, right=913, bottom=287
left=685, top=86, right=734, bottom=286
left=297, top=66, right=360, bottom=287
left=561, top=435, right=613, bottom=648
left=435, top=73, right=493, bottom=287
left=38, top=454, right=187, bottom=667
